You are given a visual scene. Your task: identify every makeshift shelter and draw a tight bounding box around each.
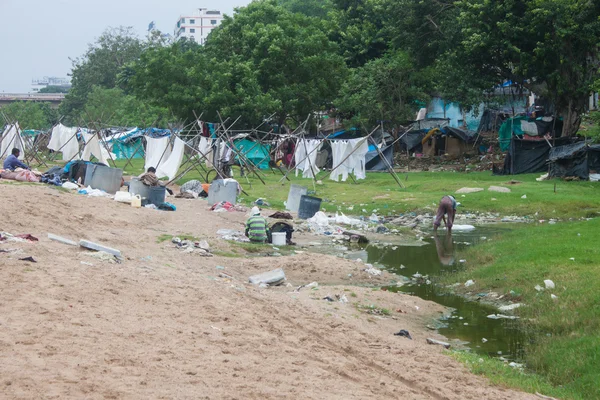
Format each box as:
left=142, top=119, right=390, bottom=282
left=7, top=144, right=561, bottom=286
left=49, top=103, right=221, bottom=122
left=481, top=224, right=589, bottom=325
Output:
left=233, top=137, right=271, bottom=170
left=105, top=128, right=145, bottom=160
left=548, top=142, right=600, bottom=180
left=0, top=123, right=26, bottom=159
left=418, top=126, right=477, bottom=157
left=496, top=136, right=571, bottom=175
left=498, top=116, right=563, bottom=151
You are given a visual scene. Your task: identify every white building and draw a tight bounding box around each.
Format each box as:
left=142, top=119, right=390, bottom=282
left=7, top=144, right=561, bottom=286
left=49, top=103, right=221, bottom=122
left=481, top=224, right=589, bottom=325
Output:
left=174, top=8, right=224, bottom=45
left=31, top=77, right=71, bottom=93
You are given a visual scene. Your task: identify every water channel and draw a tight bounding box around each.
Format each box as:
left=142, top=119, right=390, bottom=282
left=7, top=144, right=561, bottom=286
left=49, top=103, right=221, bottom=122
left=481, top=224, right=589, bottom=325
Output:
left=319, top=226, right=527, bottom=361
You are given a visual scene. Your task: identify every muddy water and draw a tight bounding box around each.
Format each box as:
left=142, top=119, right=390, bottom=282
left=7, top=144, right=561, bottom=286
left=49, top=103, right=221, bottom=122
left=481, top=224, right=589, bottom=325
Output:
left=339, top=227, right=527, bottom=361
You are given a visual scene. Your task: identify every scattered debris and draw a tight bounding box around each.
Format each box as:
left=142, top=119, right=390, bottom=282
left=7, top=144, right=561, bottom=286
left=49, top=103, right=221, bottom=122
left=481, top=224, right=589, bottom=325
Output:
left=364, top=265, right=382, bottom=276
left=79, top=240, right=121, bottom=257
left=426, top=338, right=451, bottom=349
left=551, top=294, right=558, bottom=300
left=394, top=329, right=412, bottom=340
left=249, top=268, right=286, bottom=286
left=19, top=256, right=36, bottom=263
left=464, top=279, right=475, bottom=287
left=48, top=233, right=77, bottom=246
left=544, top=279, right=555, bottom=289
left=455, top=187, right=484, bottom=194
left=498, top=303, right=521, bottom=312
left=488, top=186, right=511, bottom=193
left=83, top=251, right=117, bottom=264
left=521, top=194, right=527, bottom=199
left=487, top=314, right=519, bottom=320
left=323, top=296, right=335, bottom=302
left=482, top=338, right=488, bottom=343
left=535, top=284, right=544, bottom=291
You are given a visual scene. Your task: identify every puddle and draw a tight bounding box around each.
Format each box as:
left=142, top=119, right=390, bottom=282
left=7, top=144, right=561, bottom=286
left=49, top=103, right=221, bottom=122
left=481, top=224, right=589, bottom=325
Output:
left=315, top=226, right=527, bottom=361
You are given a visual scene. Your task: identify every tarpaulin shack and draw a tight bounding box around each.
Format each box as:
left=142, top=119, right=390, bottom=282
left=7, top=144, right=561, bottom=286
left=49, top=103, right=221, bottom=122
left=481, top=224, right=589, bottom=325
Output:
left=548, top=142, right=600, bottom=180
left=498, top=116, right=564, bottom=151
left=421, top=127, right=477, bottom=157
left=495, top=136, right=571, bottom=175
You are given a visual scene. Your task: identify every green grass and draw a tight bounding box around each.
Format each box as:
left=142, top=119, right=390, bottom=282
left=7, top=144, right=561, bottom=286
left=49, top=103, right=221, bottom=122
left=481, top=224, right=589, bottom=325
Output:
left=111, top=158, right=600, bottom=220
left=156, top=234, right=200, bottom=243
left=446, top=219, right=600, bottom=399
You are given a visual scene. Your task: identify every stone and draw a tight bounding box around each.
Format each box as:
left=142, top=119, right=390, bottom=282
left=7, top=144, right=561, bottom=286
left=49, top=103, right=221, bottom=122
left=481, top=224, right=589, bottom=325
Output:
left=455, top=187, right=484, bottom=194
left=426, top=338, right=451, bottom=349
left=48, top=233, right=78, bottom=246
left=79, top=240, right=122, bottom=257
left=488, top=186, right=511, bottom=193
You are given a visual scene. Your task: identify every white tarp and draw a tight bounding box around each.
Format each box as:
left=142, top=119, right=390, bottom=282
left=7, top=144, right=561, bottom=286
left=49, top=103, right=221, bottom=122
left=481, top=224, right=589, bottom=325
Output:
left=81, top=132, right=109, bottom=165
left=330, top=138, right=369, bottom=182
left=156, top=137, right=185, bottom=180
left=144, top=136, right=171, bottom=172
left=0, top=123, right=25, bottom=159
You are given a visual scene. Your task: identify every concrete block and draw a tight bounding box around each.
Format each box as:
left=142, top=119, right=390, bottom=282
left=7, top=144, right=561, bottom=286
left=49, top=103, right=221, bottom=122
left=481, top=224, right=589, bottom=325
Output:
left=48, top=233, right=78, bottom=246
left=249, top=268, right=286, bottom=286
left=79, top=240, right=122, bottom=257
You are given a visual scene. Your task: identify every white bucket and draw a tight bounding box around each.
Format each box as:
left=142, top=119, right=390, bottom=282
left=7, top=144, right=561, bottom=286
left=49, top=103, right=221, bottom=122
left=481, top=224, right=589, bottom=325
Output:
left=271, top=232, right=286, bottom=246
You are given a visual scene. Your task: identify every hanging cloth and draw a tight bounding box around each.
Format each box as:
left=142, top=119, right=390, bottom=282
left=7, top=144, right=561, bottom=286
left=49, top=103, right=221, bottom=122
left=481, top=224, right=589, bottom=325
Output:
left=330, top=140, right=351, bottom=182
left=48, top=124, right=80, bottom=161
left=347, top=138, right=369, bottom=180
left=295, top=139, right=322, bottom=179
left=81, top=132, right=108, bottom=165
left=0, top=123, right=25, bottom=159
left=198, top=136, right=213, bottom=167
left=144, top=136, right=172, bottom=172
left=156, top=137, right=185, bottom=180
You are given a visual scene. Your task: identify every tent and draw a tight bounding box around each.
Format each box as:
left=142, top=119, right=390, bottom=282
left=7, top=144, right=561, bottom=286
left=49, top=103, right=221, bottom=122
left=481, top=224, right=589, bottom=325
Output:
left=365, top=144, right=393, bottom=171
left=498, top=116, right=564, bottom=151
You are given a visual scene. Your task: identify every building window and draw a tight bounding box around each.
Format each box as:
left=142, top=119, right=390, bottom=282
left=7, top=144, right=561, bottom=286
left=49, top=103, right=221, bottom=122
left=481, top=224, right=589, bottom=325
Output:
left=211, top=20, right=217, bottom=25
left=181, top=27, right=185, bottom=33
left=190, top=19, right=195, bottom=24
left=190, top=28, right=195, bottom=33
left=181, top=18, right=185, bottom=24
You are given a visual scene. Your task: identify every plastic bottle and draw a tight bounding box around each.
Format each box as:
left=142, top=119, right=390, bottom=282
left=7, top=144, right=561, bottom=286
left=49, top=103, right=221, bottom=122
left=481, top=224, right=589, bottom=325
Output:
left=131, top=194, right=142, bottom=208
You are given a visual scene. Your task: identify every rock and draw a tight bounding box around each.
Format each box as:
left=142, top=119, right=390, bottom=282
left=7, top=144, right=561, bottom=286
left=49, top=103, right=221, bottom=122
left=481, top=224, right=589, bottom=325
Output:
left=426, top=338, right=451, bottom=349
left=488, top=186, right=511, bottom=193
left=498, top=303, right=521, bottom=311
left=551, top=294, right=558, bottom=300
left=464, top=279, right=475, bottom=287
left=544, top=279, right=555, bottom=289
left=455, top=187, right=484, bottom=194
left=195, top=240, right=210, bottom=251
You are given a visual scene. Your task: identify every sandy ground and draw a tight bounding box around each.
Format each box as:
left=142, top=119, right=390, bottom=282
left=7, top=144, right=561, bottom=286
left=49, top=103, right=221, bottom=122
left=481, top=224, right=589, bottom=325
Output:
left=0, top=184, right=537, bottom=399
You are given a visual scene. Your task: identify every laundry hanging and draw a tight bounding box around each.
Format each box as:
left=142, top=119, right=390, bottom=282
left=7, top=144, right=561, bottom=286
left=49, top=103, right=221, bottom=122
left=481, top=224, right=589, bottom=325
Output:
left=0, top=123, right=25, bottom=159
left=330, top=138, right=369, bottom=182
left=144, top=136, right=172, bottom=172
left=48, top=124, right=80, bottom=161
left=81, top=132, right=108, bottom=165
left=198, top=136, right=213, bottom=167
left=156, top=137, right=185, bottom=180
left=294, top=139, right=322, bottom=179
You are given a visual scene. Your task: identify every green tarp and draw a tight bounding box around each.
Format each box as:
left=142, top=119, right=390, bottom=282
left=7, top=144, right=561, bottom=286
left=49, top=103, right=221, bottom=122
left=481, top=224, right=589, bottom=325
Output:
left=498, top=116, right=526, bottom=151
left=234, top=138, right=270, bottom=170
left=112, top=138, right=144, bottom=160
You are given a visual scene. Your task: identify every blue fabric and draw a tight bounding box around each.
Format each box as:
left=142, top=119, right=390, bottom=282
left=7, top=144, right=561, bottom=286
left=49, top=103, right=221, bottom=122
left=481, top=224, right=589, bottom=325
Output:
left=3, top=154, right=29, bottom=171
left=41, top=174, right=62, bottom=186
left=158, top=202, right=176, bottom=211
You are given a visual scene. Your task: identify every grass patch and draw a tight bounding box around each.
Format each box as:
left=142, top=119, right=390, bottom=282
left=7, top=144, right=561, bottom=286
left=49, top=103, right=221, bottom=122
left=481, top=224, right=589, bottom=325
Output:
left=446, top=218, right=600, bottom=399
left=356, top=303, right=391, bottom=316
left=157, top=234, right=200, bottom=243
left=112, top=158, right=600, bottom=220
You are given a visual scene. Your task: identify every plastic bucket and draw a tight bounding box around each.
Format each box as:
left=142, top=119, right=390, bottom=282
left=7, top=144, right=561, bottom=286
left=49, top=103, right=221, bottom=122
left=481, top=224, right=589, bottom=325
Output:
left=298, top=195, right=322, bottom=219
left=286, top=184, right=307, bottom=213
left=271, top=232, right=286, bottom=246
left=147, top=186, right=166, bottom=206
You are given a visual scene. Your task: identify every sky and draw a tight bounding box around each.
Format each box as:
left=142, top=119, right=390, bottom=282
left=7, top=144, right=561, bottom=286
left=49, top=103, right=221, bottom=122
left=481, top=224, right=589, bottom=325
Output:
left=0, top=0, right=251, bottom=93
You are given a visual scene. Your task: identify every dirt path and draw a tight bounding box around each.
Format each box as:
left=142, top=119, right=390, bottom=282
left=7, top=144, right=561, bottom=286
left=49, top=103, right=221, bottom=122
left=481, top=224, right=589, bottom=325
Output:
left=0, top=184, right=537, bottom=399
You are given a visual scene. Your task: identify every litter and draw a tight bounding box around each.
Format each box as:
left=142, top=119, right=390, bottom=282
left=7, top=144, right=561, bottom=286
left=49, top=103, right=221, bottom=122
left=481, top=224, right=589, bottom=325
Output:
left=521, top=194, right=527, bottom=199
left=83, top=251, right=117, bottom=264
left=464, top=279, right=475, bottom=287
left=487, top=314, right=519, bottom=320
left=452, top=225, right=475, bottom=231
left=249, top=268, right=286, bottom=286
left=535, top=285, right=544, bottom=291
left=544, top=279, right=555, bottom=289
left=364, top=265, right=382, bottom=276
left=426, top=338, right=450, bottom=349
left=19, top=256, right=36, bottom=263
left=455, top=187, right=484, bottom=194
left=536, top=173, right=549, bottom=181
left=48, top=233, right=77, bottom=246
left=394, top=329, right=412, bottom=340
left=488, top=186, right=511, bottom=193
left=61, top=181, right=79, bottom=190
left=114, top=191, right=132, bottom=203
left=551, top=294, right=558, bottom=300
left=482, top=338, right=488, bottom=343
left=79, top=239, right=121, bottom=257
left=498, top=303, right=521, bottom=311
left=323, top=296, right=335, bottom=302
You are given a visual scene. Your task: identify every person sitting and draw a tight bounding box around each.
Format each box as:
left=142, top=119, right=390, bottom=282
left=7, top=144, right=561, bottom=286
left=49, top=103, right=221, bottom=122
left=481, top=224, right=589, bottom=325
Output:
left=245, top=206, right=269, bottom=243
left=3, top=148, right=30, bottom=171
left=138, top=167, right=160, bottom=187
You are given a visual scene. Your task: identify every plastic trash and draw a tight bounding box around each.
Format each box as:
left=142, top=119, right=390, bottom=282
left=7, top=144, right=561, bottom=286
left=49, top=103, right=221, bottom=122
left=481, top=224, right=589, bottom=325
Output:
left=551, top=294, right=558, bottom=300
left=498, top=303, right=521, bottom=311
left=544, top=279, right=555, bottom=289
left=131, top=194, right=142, bottom=208
left=394, top=330, right=412, bottom=340
left=114, top=191, right=132, bottom=203
left=249, top=268, right=286, bottom=286
left=521, top=194, right=527, bottom=199
left=465, top=279, right=475, bottom=287
left=62, top=181, right=78, bottom=190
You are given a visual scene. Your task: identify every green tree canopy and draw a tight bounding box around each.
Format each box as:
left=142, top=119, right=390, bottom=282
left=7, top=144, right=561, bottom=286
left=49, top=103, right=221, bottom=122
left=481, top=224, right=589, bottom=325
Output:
left=1, top=102, right=58, bottom=130
left=39, top=86, right=70, bottom=94
left=204, top=0, right=348, bottom=127
left=61, top=26, right=146, bottom=123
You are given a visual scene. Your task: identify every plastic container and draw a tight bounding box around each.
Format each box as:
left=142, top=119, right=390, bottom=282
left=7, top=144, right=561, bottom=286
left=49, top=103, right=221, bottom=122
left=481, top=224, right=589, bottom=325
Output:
left=129, top=179, right=166, bottom=206
left=84, top=164, right=123, bottom=194
left=114, top=191, right=132, bottom=203
left=131, top=195, right=141, bottom=208
left=207, top=179, right=238, bottom=206
left=286, top=184, right=308, bottom=213
left=298, top=195, right=322, bottom=219
left=271, top=232, right=286, bottom=246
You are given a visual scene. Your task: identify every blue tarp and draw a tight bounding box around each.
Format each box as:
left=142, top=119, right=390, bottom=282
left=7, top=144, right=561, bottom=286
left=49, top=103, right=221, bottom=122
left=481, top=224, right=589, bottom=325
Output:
left=234, top=138, right=271, bottom=170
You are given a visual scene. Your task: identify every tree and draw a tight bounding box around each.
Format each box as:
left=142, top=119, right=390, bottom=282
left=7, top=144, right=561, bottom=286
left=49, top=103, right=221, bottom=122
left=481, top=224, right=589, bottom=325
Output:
left=81, top=86, right=173, bottom=127
left=454, top=0, right=600, bottom=135
left=124, top=38, right=209, bottom=122
left=39, top=86, right=70, bottom=94
left=278, top=0, right=333, bottom=18
left=0, top=102, right=58, bottom=130
left=204, top=0, right=348, bottom=127
left=335, top=51, right=430, bottom=129
left=61, top=27, right=146, bottom=122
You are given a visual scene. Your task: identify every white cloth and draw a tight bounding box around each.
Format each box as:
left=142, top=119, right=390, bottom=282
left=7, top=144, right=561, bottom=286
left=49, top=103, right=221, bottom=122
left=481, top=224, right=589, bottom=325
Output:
left=198, top=137, right=213, bottom=167
left=330, top=138, right=369, bottom=182
left=294, top=139, right=322, bottom=179
left=156, top=137, right=185, bottom=180
left=0, top=123, right=25, bottom=159
left=49, top=124, right=80, bottom=161
left=144, top=136, right=171, bottom=172
left=81, top=133, right=108, bottom=165
left=416, top=108, right=427, bottom=121
left=521, top=121, right=539, bottom=135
